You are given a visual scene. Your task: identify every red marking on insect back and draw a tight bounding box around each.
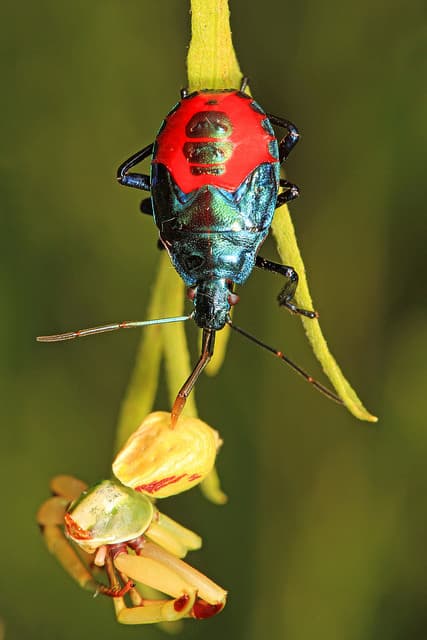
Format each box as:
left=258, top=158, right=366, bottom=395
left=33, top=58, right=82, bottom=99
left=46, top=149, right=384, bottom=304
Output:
left=154, top=91, right=277, bottom=193
left=174, top=593, right=190, bottom=612
left=64, top=513, right=93, bottom=541
left=192, top=599, right=224, bottom=619
left=188, top=473, right=202, bottom=482
left=135, top=474, right=187, bottom=494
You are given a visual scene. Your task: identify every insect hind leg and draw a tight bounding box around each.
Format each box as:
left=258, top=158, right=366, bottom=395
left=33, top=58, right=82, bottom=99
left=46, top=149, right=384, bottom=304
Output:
left=255, top=256, right=318, bottom=319
left=276, top=179, right=300, bottom=208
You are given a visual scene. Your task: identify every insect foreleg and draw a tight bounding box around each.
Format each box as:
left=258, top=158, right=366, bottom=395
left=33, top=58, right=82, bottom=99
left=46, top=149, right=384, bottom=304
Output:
left=117, top=143, right=153, bottom=191
left=267, top=114, right=299, bottom=164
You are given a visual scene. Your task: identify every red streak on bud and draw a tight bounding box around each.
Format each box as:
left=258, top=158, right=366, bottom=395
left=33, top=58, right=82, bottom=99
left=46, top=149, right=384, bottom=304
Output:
left=192, top=599, right=224, bottom=619
left=188, top=473, right=202, bottom=482
left=64, top=513, right=93, bottom=541
left=174, top=593, right=190, bottom=612
left=135, top=474, right=187, bottom=494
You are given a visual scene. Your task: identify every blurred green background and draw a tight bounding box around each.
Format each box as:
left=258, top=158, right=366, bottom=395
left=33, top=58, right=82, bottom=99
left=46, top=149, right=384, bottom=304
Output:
left=2, top=1, right=427, bottom=639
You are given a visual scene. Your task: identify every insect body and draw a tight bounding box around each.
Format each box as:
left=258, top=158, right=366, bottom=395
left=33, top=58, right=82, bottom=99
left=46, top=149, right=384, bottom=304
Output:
left=38, top=79, right=343, bottom=423
left=119, top=85, right=304, bottom=331
left=151, top=90, right=280, bottom=332
left=38, top=476, right=226, bottom=623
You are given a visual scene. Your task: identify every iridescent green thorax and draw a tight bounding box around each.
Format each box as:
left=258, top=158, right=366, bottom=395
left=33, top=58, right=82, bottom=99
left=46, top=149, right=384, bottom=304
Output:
left=66, top=479, right=154, bottom=553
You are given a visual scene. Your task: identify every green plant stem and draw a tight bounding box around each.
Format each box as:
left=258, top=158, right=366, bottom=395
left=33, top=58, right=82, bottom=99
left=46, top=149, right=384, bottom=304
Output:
left=160, top=265, right=197, bottom=418
left=272, top=208, right=377, bottom=422
left=114, top=252, right=170, bottom=452
left=188, top=0, right=242, bottom=91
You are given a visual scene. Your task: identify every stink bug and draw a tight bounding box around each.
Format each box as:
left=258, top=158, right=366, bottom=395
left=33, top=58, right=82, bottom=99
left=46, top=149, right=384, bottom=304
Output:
left=38, top=78, right=343, bottom=423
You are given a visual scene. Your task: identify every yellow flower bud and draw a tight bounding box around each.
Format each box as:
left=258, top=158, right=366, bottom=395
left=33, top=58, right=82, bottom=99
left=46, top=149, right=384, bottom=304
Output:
left=112, top=411, right=222, bottom=498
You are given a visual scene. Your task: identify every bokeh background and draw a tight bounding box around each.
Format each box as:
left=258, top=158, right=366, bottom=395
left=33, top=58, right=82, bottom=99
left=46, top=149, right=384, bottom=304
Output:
left=2, top=1, right=427, bottom=639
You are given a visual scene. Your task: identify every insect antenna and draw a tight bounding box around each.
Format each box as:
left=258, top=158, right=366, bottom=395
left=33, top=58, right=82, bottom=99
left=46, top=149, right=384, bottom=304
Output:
left=37, top=314, right=193, bottom=342
left=226, top=318, right=343, bottom=405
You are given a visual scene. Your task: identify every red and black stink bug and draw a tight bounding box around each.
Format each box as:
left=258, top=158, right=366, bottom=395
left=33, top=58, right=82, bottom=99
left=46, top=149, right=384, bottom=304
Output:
left=38, top=78, right=342, bottom=424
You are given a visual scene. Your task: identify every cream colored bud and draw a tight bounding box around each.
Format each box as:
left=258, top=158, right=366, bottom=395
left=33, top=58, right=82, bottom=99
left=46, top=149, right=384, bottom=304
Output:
left=113, top=411, right=222, bottom=498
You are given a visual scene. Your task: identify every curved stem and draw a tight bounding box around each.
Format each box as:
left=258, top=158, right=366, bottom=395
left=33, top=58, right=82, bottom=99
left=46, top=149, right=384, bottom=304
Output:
left=272, top=207, right=377, bottom=422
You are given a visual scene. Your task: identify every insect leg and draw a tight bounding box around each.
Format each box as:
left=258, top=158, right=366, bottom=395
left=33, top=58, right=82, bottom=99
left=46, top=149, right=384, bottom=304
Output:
left=140, top=197, right=161, bottom=251
left=117, top=143, right=153, bottom=190
left=140, top=198, right=153, bottom=216
left=37, top=475, right=106, bottom=596
left=255, top=256, right=318, bottom=319
left=267, top=114, right=299, bottom=163
left=276, top=178, right=300, bottom=207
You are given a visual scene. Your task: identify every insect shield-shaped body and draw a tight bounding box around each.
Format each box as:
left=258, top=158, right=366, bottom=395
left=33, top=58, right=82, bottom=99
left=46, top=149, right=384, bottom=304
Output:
left=151, top=90, right=280, bottom=331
